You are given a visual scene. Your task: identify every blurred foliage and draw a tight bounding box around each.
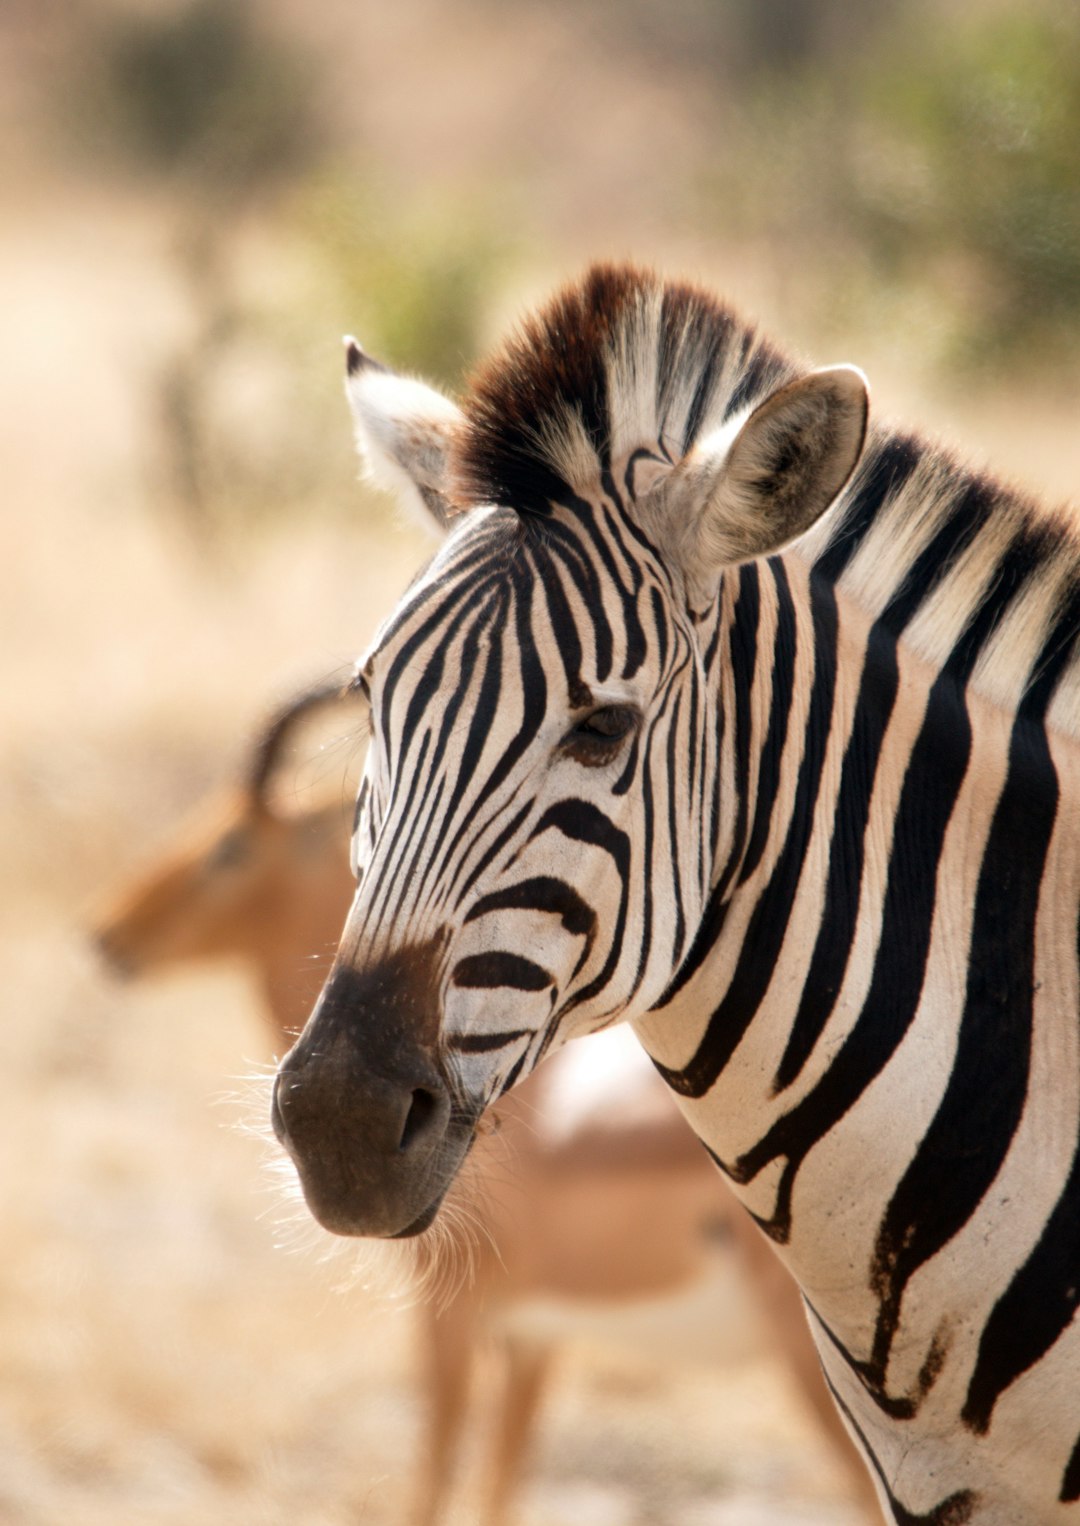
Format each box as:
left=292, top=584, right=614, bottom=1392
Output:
left=137, top=179, right=516, bottom=536
left=536, top=0, right=885, bottom=82
left=299, top=176, right=518, bottom=388
left=62, top=3, right=513, bottom=536
left=85, top=0, right=324, bottom=206
left=849, top=7, right=1080, bottom=366
left=710, top=2, right=1080, bottom=371
left=42, top=0, right=1080, bottom=542
left=70, top=0, right=331, bottom=541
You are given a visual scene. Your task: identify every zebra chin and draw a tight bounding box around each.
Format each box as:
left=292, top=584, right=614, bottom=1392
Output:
left=284, top=1146, right=465, bottom=1241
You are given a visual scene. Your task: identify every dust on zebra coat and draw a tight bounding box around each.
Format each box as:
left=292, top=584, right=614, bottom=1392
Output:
left=272, top=265, right=1080, bottom=1525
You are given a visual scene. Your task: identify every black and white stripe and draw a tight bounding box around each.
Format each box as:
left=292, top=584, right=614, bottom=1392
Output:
left=310, top=265, right=1080, bottom=1523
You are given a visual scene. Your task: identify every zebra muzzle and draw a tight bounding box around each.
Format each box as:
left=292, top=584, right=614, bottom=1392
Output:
left=271, top=953, right=473, bottom=1238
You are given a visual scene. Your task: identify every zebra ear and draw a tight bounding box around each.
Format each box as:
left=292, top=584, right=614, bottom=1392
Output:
left=344, top=340, right=463, bottom=537
left=672, top=365, right=869, bottom=594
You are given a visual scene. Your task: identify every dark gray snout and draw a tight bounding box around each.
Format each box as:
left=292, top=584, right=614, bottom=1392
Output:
left=271, top=948, right=473, bottom=1238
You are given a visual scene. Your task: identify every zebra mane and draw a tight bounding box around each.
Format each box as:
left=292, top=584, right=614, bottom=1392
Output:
left=807, top=427, right=1080, bottom=736
left=451, top=263, right=796, bottom=516
left=452, top=262, right=1080, bottom=737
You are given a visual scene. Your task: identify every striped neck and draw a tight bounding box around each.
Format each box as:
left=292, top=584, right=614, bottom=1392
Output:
left=634, top=471, right=1079, bottom=1462
left=804, top=423, right=1080, bottom=738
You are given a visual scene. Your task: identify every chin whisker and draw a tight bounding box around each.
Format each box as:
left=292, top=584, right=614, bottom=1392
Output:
left=217, top=1064, right=512, bottom=1318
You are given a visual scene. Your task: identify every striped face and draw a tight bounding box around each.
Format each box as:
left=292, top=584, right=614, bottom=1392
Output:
left=344, top=500, right=716, bottom=1105
left=271, top=265, right=867, bottom=1238
left=273, top=494, right=720, bottom=1241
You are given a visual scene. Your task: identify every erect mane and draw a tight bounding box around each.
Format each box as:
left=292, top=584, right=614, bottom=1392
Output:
left=803, top=424, right=1080, bottom=736
left=449, top=262, right=1080, bottom=739
left=450, top=263, right=796, bottom=516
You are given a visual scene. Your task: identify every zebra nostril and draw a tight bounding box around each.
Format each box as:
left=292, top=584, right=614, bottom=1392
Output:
left=398, top=1086, right=440, bottom=1154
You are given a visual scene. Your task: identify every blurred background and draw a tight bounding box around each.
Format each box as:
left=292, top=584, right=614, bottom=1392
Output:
left=3, top=0, right=1079, bottom=1521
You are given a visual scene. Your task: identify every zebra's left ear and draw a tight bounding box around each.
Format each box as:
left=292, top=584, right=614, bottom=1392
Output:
left=668, top=365, right=869, bottom=597
left=344, top=340, right=463, bottom=537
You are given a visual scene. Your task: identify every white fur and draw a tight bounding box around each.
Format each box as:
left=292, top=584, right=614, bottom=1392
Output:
left=345, top=359, right=462, bottom=537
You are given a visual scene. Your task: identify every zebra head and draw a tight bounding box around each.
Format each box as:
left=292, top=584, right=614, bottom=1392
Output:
left=272, top=265, right=868, bottom=1238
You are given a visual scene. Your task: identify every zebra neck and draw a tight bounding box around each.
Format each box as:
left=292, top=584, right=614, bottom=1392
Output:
left=634, top=534, right=1080, bottom=1428
left=638, top=548, right=878, bottom=1094
left=802, top=421, right=1080, bottom=741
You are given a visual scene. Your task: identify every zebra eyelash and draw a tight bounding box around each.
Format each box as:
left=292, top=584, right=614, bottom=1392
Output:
left=560, top=703, right=641, bottom=765
left=347, top=670, right=372, bottom=704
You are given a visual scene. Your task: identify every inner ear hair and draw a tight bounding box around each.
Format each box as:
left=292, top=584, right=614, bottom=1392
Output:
left=695, top=365, right=869, bottom=570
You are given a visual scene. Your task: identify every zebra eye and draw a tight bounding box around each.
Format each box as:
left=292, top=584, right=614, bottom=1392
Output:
left=576, top=705, right=638, bottom=739
left=563, top=704, right=639, bottom=763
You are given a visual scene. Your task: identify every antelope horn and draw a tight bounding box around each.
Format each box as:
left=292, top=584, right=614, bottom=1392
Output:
left=246, top=677, right=356, bottom=805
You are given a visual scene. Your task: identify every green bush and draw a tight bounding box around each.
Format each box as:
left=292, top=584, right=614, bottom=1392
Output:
left=851, top=8, right=1080, bottom=364
left=300, top=177, right=517, bottom=387
left=87, top=0, right=323, bottom=203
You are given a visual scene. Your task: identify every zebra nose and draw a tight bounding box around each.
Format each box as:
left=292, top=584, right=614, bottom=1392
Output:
left=397, top=1083, right=445, bottom=1154
left=270, top=1028, right=457, bottom=1239
left=271, top=948, right=477, bottom=1239
left=271, top=1054, right=448, bottom=1161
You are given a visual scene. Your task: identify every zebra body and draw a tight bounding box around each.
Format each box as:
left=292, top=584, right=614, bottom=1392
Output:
left=273, top=267, right=1080, bottom=1524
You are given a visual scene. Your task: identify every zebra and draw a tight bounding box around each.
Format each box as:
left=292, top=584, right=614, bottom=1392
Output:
left=271, top=264, right=1080, bottom=1524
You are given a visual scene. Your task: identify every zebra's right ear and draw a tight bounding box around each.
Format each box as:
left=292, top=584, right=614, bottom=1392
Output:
left=661, top=365, right=869, bottom=602
left=344, top=340, right=462, bottom=537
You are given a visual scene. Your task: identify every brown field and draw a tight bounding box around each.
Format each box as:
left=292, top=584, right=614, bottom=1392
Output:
left=5, top=5, right=1079, bottom=1518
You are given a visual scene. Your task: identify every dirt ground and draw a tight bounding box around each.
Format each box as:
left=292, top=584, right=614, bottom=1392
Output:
left=0, top=965, right=869, bottom=1526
